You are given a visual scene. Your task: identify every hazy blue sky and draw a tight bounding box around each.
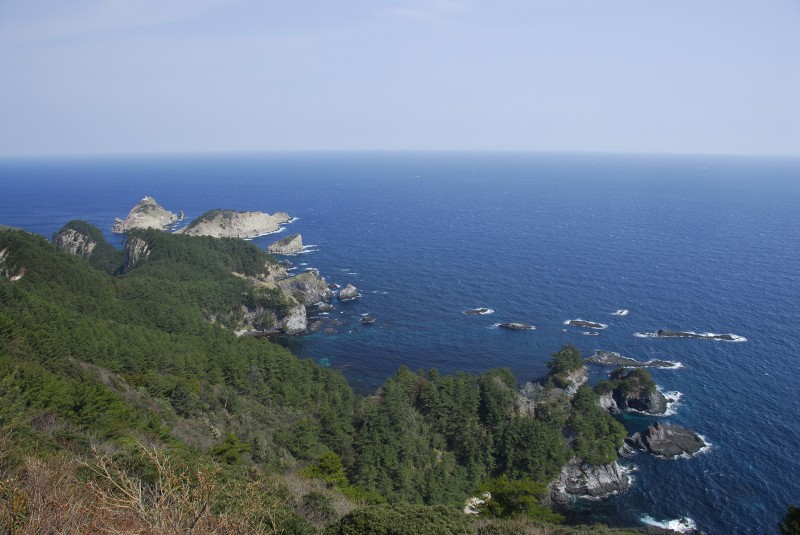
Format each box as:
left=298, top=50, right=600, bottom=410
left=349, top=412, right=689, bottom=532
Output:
left=1, top=0, right=798, bottom=156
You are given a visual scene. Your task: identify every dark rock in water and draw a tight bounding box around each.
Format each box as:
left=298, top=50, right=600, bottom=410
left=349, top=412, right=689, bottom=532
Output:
left=587, top=350, right=678, bottom=369
left=549, top=457, right=631, bottom=504
left=626, top=422, right=707, bottom=458
left=464, top=307, right=494, bottom=315
left=338, top=283, right=360, bottom=301
left=324, top=328, right=337, bottom=335
left=279, top=259, right=293, bottom=269
left=655, top=329, right=739, bottom=341
left=499, top=322, right=535, bottom=330
left=361, top=315, right=376, bottom=325
left=317, top=302, right=334, bottom=312
left=565, top=319, right=607, bottom=329
left=620, top=389, right=668, bottom=415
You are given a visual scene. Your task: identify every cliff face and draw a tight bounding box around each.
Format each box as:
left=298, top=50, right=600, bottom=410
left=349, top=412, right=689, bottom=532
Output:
left=277, top=269, right=333, bottom=306
left=123, top=236, right=151, bottom=272
left=112, top=197, right=181, bottom=233
left=177, top=210, right=291, bottom=239
left=549, top=457, right=631, bottom=504
left=53, top=228, right=96, bottom=258
left=267, top=234, right=303, bottom=255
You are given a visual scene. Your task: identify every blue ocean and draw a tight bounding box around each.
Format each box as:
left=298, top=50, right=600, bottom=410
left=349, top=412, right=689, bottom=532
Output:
left=1, top=152, right=798, bottom=533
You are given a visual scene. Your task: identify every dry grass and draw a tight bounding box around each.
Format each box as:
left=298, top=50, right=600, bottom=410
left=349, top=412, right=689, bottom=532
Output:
left=0, top=439, right=306, bottom=534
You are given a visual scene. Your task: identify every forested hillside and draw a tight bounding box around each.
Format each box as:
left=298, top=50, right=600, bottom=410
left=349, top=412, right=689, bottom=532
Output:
left=0, top=225, right=635, bottom=534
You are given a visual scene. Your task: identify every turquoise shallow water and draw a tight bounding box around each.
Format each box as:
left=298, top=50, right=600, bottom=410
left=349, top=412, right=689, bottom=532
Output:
left=1, top=152, right=799, bottom=533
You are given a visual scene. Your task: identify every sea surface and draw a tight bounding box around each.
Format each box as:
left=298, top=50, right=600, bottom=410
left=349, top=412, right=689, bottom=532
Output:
left=1, top=151, right=799, bottom=533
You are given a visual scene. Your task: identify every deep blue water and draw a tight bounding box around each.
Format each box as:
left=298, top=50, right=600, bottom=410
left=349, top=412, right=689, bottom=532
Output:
left=1, top=152, right=799, bottom=534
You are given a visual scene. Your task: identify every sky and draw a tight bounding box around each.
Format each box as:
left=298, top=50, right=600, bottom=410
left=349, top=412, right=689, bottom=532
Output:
left=1, top=0, right=798, bottom=157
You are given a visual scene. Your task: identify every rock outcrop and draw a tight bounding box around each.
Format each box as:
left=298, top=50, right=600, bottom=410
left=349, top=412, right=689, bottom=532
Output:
left=268, top=234, right=303, bottom=255
left=52, top=227, right=97, bottom=258
left=235, top=294, right=307, bottom=335
left=549, top=457, right=631, bottom=504
left=123, top=236, right=151, bottom=272
left=112, top=197, right=181, bottom=233
left=176, top=210, right=291, bottom=239
left=338, top=284, right=359, bottom=301
left=599, top=368, right=668, bottom=415
left=277, top=269, right=333, bottom=306
left=624, top=422, right=707, bottom=458
left=561, top=366, right=589, bottom=397
left=0, top=246, right=26, bottom=282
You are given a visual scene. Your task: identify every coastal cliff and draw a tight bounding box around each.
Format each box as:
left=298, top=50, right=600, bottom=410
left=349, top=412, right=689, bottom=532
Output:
left=549, top=457, right=631, bottom=504
left=176, top=209, right=291, bottom=239
left=112, top=196, right=182, bottom=233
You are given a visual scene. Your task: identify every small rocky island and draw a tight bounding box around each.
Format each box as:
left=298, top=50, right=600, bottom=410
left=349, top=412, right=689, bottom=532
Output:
left=565, top=319, right=607, bottom=329
left=112, top=196, right=183, bottom=233
left=636, top=329, right=746, bottom=342
left=338, top=283, right=360, bottom=301
left=176, top=209, right=291, bottom=239
left=464, top=307, right=494, bottom=315
left=623, top=422, right=707, bottom=458
left=267, top=233, right=303, bottom=255
left=588, top=350, right=680, bottom=369
left=499, top=322, right=535, bottom=330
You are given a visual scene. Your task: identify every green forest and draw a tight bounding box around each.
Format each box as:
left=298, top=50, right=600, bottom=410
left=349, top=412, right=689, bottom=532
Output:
left=0, top=224, right=640, bottom=534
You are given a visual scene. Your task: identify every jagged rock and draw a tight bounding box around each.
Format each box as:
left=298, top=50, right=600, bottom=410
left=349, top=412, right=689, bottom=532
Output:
left=317, top=302, right=334, bottom=312
left=618, top=389, right=668, bottom=415
left=268, top=233, right=303, bottom=255
left=52, top=227, right=97, bottom=257
left=626, top=422, right=707, bottom=458
left=338, top=284, right=359, bottom=301
left=361, top=315, right=376, bottom=325
left=549, top=457, right=631, bottom=505
left=112, top=196, right=180, bottom=233
left=277, top=270, right=333, bottom=306
left=176, top=209, right=291, bottom=239
left=123, top=236, right=151, bottom=272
